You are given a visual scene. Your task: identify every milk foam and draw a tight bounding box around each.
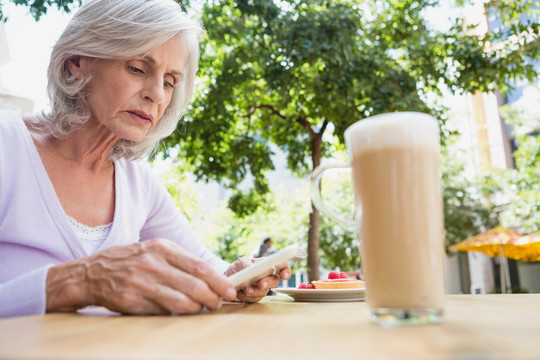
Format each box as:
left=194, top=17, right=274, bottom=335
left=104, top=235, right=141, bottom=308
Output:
left=344, top=112, right=439, bottom=156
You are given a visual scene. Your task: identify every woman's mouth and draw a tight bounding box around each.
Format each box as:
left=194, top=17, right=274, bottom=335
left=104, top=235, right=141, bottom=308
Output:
left=126, top=110, right=154, bottom=124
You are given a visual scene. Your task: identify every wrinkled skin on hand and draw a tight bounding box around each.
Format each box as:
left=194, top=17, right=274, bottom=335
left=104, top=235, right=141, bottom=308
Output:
left=46, top=238, right=237, bottom=315
left=225, top=257, right=291, bottom=303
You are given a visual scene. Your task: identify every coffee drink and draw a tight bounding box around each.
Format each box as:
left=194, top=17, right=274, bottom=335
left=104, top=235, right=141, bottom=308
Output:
left=312, top=112, right=445, bottom=325
left=351, top=145, right=444, bottom=311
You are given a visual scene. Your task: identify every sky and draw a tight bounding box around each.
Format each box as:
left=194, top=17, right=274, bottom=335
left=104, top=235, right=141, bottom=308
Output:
left=1, top=3, right=73, bottom=111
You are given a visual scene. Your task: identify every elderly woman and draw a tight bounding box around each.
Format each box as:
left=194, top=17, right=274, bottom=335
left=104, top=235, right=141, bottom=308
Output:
left=0, top=0, right=290, bottom=317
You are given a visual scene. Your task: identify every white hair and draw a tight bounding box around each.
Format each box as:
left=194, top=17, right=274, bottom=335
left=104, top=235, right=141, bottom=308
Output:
left=28, top=0, right=203, bottom=160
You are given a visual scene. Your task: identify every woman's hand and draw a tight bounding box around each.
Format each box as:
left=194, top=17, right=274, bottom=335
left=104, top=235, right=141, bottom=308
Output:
left=225, top=257, right=291, bottom=303
left=46, top=238, right=237, bottom=315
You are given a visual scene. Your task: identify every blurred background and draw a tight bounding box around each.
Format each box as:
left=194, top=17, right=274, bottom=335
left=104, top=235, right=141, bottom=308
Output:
left=1, top=0, right=539, bottom=294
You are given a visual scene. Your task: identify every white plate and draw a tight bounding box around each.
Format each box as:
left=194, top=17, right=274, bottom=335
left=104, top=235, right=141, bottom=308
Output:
left=273, top=287, right=366, bottom=302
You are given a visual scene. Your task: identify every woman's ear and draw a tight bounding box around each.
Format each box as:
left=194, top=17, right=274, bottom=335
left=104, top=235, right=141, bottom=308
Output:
left=67, top=56, right=90, bottom=78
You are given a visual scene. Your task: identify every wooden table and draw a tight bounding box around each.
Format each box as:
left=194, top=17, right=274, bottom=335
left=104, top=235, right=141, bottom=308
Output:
left=0, top=294, right=539, bottom=359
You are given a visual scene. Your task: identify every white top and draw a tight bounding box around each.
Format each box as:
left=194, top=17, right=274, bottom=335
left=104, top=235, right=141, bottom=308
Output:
left=67, top=216, right=112, bottom=254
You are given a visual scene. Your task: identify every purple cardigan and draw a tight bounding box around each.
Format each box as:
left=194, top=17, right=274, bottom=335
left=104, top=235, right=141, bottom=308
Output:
left=0, top=110, right=229, bottom=317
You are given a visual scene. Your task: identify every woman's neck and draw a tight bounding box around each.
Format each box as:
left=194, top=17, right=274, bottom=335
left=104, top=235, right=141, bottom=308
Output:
left=50, top=122, right=119, bottom=173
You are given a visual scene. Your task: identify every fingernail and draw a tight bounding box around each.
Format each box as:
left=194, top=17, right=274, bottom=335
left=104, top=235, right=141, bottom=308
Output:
left=262, top=282, right=268, bottom=288
left=226, top=288, right=236, bottom=299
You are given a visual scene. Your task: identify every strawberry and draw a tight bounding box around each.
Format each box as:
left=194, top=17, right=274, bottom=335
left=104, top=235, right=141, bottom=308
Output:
left=306, top=284, right=315, bottom=289
left=340, top=272, right=348, bottom=279
left=328, top=271, right=341, bottom=279
left=298, top=283, right=307, bottom=289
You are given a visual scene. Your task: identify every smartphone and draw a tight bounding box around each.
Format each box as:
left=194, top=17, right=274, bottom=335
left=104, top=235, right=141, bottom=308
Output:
left=228, top=244, right=301, bottom=290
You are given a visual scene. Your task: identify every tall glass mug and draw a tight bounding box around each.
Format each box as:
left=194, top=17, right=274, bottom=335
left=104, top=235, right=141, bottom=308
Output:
left=311, top=112, right=445, bottom=326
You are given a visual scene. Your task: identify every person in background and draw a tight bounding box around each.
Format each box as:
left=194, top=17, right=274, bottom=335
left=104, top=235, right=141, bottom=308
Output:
left=0, top=0, right=290, bottom=318
left=257, top=237, right=276, bottom=258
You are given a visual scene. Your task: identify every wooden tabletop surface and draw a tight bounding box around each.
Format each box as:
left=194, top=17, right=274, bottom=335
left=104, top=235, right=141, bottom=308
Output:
left=0, top=294, right=539, bottom=359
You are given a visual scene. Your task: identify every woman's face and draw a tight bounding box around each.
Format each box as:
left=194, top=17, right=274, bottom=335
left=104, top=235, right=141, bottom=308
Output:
left=75, top=33, right=189, bottom=142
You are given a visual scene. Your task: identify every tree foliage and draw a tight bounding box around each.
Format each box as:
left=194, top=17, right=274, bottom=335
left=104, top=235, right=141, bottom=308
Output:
left=0, top=0, right=192, bottom=21
left=160, top=0, right=540, bottom=280
left=7, top=0, right=538, bottom=278
left=442, top=96, right=540, bottom=243
left=190, top=168, right=361, bottom=273
left=441, top=139, right=500, bottom=249
left=497, top=101, right=540, bottom=234
left=0, top=0, right=79, bottom=21
left=504, top=134, right=540, bottom=233
left=194, top=184, right=311, bottom=265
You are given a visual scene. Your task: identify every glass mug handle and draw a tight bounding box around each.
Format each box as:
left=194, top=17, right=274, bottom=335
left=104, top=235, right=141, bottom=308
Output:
left=310, top=161, right=358, bottom=230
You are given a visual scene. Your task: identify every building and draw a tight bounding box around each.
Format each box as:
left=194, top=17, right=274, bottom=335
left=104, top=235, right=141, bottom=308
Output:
left=0, top=22, right=34, bottom=114
left=444, top=1, right=540, bottom=294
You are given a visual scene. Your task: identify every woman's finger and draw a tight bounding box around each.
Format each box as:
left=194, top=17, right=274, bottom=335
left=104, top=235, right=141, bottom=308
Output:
left=144, top=284, right=206, bottom=314
left=154, top=266, right=223, bottom=311
left=224, top=257, right=252, bottom=276
left=278, top=266, right=291, bottom=280
left=256, top=275, right=279, bottom=290
left=142, top=239, right=237, bottom=302
left=237, top=285, right=270, bottom=303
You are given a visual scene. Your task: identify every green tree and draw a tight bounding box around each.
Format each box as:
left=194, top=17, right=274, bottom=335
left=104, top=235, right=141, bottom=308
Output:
left=441, top=94, right=540, bottom=245
left=162, top=0, right=540, bottom=281
left=498, top=102, right=540, bottom=233
left=0, top=0, right=79, bottom=21
left=196, top=169, right=361, bottom=274
left=441, top=139, right=500, bottom=249
left=154, top=154, right=201, bottom=221
left=503, top=134, right=540, bottom=233
left=0, top=0, right=192, bottom=21
left=316, top=165, right=359, bottom=271
left=198, top=184, right=311, bottom=264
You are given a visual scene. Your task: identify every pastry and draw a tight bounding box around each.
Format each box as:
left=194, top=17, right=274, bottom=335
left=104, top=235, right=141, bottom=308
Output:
left=311, top=278, right=365, bottom=289
left=297, top=271, right=365, bottom=289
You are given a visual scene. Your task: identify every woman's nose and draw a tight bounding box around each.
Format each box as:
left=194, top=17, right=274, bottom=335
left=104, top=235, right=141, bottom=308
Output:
left=142, top=79, right=166, bottom=104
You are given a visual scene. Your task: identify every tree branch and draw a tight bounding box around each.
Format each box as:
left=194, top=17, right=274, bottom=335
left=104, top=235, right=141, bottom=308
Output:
left=295, top=116, right=317, bottom=139
left=254, top=38, right=269, bottom=51
left=320, top=119, right=330, bottom=137
left=244, top=105, right=287, bottom=120
left=243, top=104, right=319, bottom=139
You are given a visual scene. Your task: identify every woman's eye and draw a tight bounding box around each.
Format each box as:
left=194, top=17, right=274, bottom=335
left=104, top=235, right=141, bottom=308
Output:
left=164, top=81, right=175, bottom=89
left=128, top=65, right=143, bottom=74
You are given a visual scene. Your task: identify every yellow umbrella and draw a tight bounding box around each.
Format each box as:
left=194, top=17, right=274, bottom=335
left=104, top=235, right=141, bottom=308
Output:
left=449, top=225, right=522, bottom=255
left=449, top=225, right=523, bottom=293
left=504, top=231, right=540, bottom=262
